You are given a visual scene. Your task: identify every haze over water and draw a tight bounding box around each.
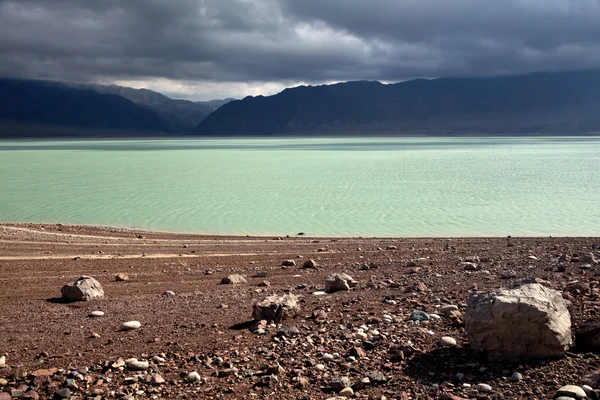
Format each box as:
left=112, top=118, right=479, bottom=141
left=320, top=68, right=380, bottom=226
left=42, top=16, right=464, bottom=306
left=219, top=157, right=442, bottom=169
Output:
left=1, top=137, right=599, bottom=237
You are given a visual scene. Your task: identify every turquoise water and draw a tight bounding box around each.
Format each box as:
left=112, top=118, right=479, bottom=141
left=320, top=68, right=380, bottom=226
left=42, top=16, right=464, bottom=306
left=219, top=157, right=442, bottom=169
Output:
left=0, top=137, right=599, bottom=237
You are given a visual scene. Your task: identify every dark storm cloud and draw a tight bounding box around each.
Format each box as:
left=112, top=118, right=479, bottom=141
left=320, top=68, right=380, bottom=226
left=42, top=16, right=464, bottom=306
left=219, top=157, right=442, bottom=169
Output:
left=1, top=0, right=600, bottom=97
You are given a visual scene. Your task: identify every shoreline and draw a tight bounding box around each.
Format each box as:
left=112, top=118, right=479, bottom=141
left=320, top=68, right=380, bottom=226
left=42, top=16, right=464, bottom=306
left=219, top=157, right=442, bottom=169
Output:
left=1, top=222, right=599, bottom=399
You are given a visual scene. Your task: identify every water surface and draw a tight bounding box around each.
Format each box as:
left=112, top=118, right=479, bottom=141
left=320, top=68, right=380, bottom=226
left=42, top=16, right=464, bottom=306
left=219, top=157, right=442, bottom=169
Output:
left=1, top=137, right=599, bottom=236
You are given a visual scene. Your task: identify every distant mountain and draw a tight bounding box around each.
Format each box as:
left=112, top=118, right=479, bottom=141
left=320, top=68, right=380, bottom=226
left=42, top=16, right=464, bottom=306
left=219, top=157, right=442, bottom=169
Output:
left=70, top=83, right=232, bottom=132
left=0, top=78, right=171, bottom=136
left=195, top=69, right=600, bottom=135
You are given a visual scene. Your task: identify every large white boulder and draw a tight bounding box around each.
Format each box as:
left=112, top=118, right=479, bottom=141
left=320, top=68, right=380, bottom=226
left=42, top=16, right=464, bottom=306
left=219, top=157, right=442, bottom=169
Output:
left=465, top=283, right=572, bottom=362
left=61, top=276, right=104, bottom=302
left=252, top=293, right=300, bottom=323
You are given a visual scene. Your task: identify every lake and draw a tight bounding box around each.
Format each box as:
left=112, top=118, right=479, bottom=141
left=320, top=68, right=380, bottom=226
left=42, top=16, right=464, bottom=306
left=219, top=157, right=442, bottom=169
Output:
left=0, top=137, right=599, bottom=237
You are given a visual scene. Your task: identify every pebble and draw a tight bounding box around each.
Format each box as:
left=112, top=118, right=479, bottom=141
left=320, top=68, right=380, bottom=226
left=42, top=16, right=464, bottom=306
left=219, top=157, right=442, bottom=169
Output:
left=152, top=355, right=166, bottom=363
left=53, top=388, right=71, bottom=399
left=428, top=313, right=441, bottom=319
left=120, top=321, right=141, bottom=330
left=0, top=378, right=7, bottom=386
left=276, top=325, right=300, bottom=337
left=339, top=387, right=354, bottom=396
left=88, top=311, right=104, bottom=317
left=126, top=359, right=149, bottom=370
left=510, top=371, right=523, bottom=381
left=408, top=310, right=430, bottom=321
left=476, top=383, right=492, bottom=393
left=0, top=356, right=5, bottom=365
left=315, top=364, right=325, bottom=371
left=312, top=291, right=327, bottom=296
left=440, top=336, right=457, bottom=346
left=555, top=385, right=587, bottom=399
left=151, top=373, right=165, bottom=385
left=439, top=305, right=459, bottom=314
left=555, top=397, right=577, bottom=400
left=162, top=290, right=175, bottom=297
left=184, top=371, right=201, bottom=383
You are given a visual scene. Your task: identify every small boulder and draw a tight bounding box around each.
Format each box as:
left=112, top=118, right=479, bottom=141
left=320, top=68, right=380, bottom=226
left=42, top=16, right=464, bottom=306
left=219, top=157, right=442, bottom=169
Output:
left=555, top=385, right=587, bottom=399
left=60, top=276, right=104, bottom=302
left=115, top=273, right=129, bottom=282
left=252, top=293, right=300, bottom=323
left=303, top=259, right=318, bottom=268
left=281, top=259, right=296, bottom=267
left=324, top=273, right=358, bottom=293
left=465, top=283, right=572, bottom=362
left=221, top=274, right=247, bottom=284
left=120, top=321, right=141, bottom=331
left=88, top=311, right=104, bottom=318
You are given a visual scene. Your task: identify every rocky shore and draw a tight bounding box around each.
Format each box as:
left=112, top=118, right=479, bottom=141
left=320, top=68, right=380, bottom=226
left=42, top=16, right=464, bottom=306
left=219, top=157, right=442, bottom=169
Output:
left=1, top=223, right=600, bottom=399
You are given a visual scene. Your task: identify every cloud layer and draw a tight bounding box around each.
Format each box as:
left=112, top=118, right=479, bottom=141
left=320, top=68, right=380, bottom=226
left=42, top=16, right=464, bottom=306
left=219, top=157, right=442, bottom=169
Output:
left=1, top=0, right=600, bottom=99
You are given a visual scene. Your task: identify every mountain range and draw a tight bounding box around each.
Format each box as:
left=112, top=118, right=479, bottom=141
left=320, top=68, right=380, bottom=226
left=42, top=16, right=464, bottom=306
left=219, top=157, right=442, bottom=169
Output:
left=2, top=69, right=600, bottom=137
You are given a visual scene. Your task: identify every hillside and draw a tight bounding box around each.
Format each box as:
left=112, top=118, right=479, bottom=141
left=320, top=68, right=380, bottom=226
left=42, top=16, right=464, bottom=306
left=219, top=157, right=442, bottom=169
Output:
left=0, top=79, right=171, bottom=136
left=70, top=83, right=232, bottom=132
left=194, top=69, right=600, bottom=135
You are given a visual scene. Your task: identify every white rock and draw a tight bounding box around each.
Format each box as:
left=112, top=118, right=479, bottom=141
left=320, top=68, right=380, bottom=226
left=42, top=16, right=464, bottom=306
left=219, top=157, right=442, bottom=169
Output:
left=510, top=372, right=523, bottom=381
left=476, top=383, right=492, bottom=393
left=355, top=332, right=368, bottom=340
left=252, top=293, right=300, bottom=323
left=126, top=360, right=149, bottom=370
left=582, top=385, right=594, bottom=395
left=0, top=356, right=5, bottom=365
left=312, top=291, right=327, bottom=296
left=315, top=364, right=325, bottom=371
left=440, top=336, right=457, bottom=347
left=556, top=385, right=587, bottom=399
left=120, top=321, right=142, bottom=331
left=465, top=283, right=572, bottom=362
left=89, top=311, right=104, bottom=317
left=162, top=291, right=175, bottom=297
left=184, top=371, right=201, bottom=383
left=152, top=356, right=166, bottom=364
left=428, top=313, right=441, bottom=319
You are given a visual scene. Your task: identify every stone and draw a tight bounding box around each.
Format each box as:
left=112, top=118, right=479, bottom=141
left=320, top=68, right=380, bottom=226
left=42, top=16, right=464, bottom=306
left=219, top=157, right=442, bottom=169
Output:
left=162, top=290, right=175, bottom=297
left=150, top=373, right=165, bottom=385
left=0, top=393, right=10, bottom=400
left=582, top=371, right=600, bottom=388
left=281, top=259, right=296, bottom=267
left=221, top=274, right=247, bottom=284
left=88, top=311, right=104, bottom=318
left=324, top=273, right=358, bottom=293
left=339, top=387, right=354, bottom=397
left=276, top=325, right=300, bottom=337
left=475, top=383, right=492, bottom=393
left=581, top=253, right=598, bottom=264
left=565, top=281, right=590, bottom=295
left=460, top=262, right=479, bottom=271
left=440, top=336, right=457, bottom=347
left=510, top=372, right=523, bottom=381
left=184, top=371, right=201, bottom=383
left=439, top=305, right=459, bottom=314
left=303, top=259, right=318, bottom=268
left=330, top=377, right=352, bottom=390
left=114, top=273, right=129, bottom=281
left=0, top=356, right=5, bottom=365
left=408, top=310, right=430, bottom=322
left=60, top=276, right=104, bottom=302
left=465, top=283, right=572, bottom=362
left=52, top=388, right=71, bottom=399
left=126, top=359, right=148, bottom=370
left=555, top=385, right=587, bottom=398
left=0, top=378, right=7, bottom=386
left=120, top=321, right=142, bottom=331
left=257, top=280, right=271, bottom=287
left=252, top=293, right=300, bottom=323
left=576, top=320, right=600, bottom=352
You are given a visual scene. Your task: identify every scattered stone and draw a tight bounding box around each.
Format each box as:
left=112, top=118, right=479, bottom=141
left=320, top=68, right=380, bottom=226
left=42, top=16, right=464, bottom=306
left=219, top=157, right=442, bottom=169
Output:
left=511, top=372, right=523, bottom=381
left=150, top=373, right=165, bottom=385
left=88, top=311, right=104, bottom=318
left=52, top=388, right=71, bottom=399
left=281, top=259, right=296, bottom=267
left=252, top=293, right=300, bottom=323
left=119, top=321, right=142, bottom=331
left=440, top=336, right=457, bottom=347
left=126, top=359, right=149, bottom=370
left=324, top=273, right=358, bottom=293
left=330, top=377, right=352, bottom=390
left=60, top=276, right=104, bottom=302
left=162, top=290, right=175, bottom=297
left=460, top=262, right=479, bottom=271
left=476, top=383, right=492, bottom=393
left=276, top=325, right=300, bottom=337
left=439, top=305, right=459, bottom=314
left=555, top=385, right=587, bottom=399
left=581, top=253, right=598, bottom=264
left=221, top=274, right=247, bottom=284
left=339, top=387, right=354, bottom=396
left=408, top=310, right=430, bottom=322
left=582, top=371, right=600, bottom=388
left=0, top=356, right=5, bottom=365
left=0, top=378, right=7, bottom=386
left=184, top=371, right=201, bottom=383
left=114, top=273, right=129, bottom=281
left=303, top=259, right=318, bottom=268
left=465, top=283, right=572, bottom=362
left=386, top=245, right=398, bottom=250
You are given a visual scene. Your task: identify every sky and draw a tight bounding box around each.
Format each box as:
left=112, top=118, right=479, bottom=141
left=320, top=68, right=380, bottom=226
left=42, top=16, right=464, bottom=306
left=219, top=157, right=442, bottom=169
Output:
left=1, top=0, right=600, bottom=101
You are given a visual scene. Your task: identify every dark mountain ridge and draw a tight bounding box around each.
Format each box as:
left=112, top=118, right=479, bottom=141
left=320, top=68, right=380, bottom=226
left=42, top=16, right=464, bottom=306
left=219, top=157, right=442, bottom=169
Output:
left=0, top=78, right=170, bottom=135
left=194, top=69, right=600, bottom=135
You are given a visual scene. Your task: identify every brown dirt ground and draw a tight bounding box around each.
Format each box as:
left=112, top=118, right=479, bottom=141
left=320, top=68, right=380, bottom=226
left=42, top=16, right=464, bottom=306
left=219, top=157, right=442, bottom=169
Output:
left=1, top=223, right=600, bottom=399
